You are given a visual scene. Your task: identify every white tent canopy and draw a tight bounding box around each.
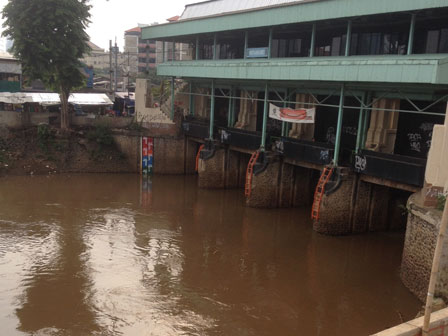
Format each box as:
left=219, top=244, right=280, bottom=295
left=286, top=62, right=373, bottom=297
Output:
left=0, top=92, right=113, bottom=106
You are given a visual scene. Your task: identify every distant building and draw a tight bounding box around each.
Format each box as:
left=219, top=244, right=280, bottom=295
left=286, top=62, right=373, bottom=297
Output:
left=5, top=39, right=13, bottom=53
left=0, top=51, right=21, bottom=92
left=82, top=41, right=125, bottom=71
left=124, top=26, right=157, bottom=75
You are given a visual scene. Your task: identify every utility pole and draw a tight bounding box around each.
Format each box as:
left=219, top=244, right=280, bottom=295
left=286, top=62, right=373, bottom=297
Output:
left=127, top=51, right=130, bottom=97
left=109, top=40, right=113, bottom=94
left=114, top=40, right=118, bottom=92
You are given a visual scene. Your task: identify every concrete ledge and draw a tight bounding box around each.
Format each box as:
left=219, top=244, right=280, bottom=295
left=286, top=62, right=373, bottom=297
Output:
left=71, top=115, right=133, bottom=128
left=372, top=307, right=448, bottom=336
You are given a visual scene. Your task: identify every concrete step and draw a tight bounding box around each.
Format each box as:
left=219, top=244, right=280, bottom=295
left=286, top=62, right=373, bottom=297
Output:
left=137, top=107, right=174, bottom=124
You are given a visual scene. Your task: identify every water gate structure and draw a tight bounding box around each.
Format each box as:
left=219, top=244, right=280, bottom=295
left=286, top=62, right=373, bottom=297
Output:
left=134, top=0, right=448, bottom=314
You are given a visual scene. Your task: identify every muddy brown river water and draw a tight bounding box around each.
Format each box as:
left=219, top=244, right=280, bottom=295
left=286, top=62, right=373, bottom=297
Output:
left=0, top=174, right=420, bottom=335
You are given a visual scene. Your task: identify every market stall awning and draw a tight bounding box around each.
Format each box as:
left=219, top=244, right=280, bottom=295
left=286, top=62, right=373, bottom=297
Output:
left=0, top=93, right=113, bottom=106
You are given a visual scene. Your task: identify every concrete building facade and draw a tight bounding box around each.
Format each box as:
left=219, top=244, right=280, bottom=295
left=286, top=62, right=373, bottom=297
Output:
left=0, top=52, right=21, bottom=92
left=142, top=0, right=448, bottom=303
left=124, top=26, right=157, bottom=75
left=144, top=1, right=447, bottom=196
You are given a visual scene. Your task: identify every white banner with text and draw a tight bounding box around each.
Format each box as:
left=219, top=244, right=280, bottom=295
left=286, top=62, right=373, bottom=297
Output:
left=269, top=103, right=315, bottom=124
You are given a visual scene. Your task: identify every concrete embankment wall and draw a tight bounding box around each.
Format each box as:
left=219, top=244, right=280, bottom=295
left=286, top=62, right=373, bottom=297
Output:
left=71, top=115, right=133, bottom=128
left=373, top=307, right=448, bottom=336
left=401, top=193, right=448, bottom=303
left=0, top=110, right=134, bottom=129
left=195, top=145, right=410, bottom=234
left=0, top=110, right=22, bottom=128
left=112, top=130, right=196, bottom=176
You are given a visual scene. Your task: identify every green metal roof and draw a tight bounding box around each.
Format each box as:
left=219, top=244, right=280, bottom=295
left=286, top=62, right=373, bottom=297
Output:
left=156, top=54, right=448, bottom=85
left=142, top=0, right=448, bottom=40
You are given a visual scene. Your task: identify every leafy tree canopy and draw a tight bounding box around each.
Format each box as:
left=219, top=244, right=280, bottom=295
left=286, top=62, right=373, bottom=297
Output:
left=2, top=0, right=92, bottom=129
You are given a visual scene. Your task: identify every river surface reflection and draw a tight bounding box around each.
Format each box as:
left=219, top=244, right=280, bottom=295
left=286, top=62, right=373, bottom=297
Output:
left=0, top=174, right=420, bottom=335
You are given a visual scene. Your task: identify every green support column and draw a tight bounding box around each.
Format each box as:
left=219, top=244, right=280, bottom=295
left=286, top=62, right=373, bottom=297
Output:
left=355, top=92, right=366, bottom=154
left=170, top=77, right=175, bottom=120
left=310, top=23, right=316, bottom=57
left=172, top=41, right=175, bottom=61
left=281, top=91, right=288, bottom=137
left=195, top=36, right=199, bottom=60
left=261, top=83, right=269, bottom=151
left=268, top=28, right=273, bottom=59
left=361, top=93, right=372, bottom=151
left=209, top=80, right=215, bottom=140
left=231, top=91, right=237, bottom=126
left=227, top=87, right=234, bottom=127
left=244, top=31, right=248, bottom=59
left=213, top=34, right=217, bottom=60
left=162, top=41, right=165, bottom=63
left=407, top=13, right=416, bottom=55
left=345, top=20, right=352, bottom=57
left=189, top=82, right=194, bottom=116
left=333, top=85, right=345, bottom=166
left=281, top=122, right=286, bottom=137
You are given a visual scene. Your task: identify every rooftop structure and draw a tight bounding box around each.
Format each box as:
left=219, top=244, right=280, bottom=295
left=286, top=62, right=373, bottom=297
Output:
left=0, top=52, right=21, bottom=92
left=0, top=92, right=113, bottom=106
left=142, top=0, right=448, bottom=191
left=179, top=0, right=314, bottom=21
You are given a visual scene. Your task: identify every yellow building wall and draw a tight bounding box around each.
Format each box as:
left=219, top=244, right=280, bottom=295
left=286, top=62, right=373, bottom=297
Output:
left=425, top=104, right=448, bottom=192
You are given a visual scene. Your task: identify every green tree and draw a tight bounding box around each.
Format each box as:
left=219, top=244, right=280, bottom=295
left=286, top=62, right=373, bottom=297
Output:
left=2, top=0, right=91, bottom=130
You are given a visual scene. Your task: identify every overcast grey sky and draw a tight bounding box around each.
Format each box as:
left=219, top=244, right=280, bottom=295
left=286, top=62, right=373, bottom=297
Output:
left=0, top=0, right=193, bottom=51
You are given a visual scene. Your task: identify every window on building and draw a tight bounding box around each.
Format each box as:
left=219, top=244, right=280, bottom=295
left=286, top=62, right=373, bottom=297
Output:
left=198, top=36, right=214, bottom=60
left=216, top=31, right=245, bottom=59
left=0, top=73, right=20, bottom=81
left=413, top=9, right=448, bottom=54
left=314, top=21, right=347, bottom=56
left=271, top=24, right=312, bottom=58
left=350, top=13, right=410, bottom=56
left=248, top=29, right=269, bottom=49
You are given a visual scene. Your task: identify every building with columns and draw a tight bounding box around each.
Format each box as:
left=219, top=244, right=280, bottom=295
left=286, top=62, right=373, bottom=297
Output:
left=143, top=0, right=448, bottom=188
left=142, top=0, right=448, bottom=235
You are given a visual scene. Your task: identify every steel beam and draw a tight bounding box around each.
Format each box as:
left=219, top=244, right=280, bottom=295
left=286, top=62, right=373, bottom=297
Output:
left=170, top=77, right=175, bottom=120
left=195, top=36, right=199, bottom=60
left=228, top=87, right=234, bottom=127
left=213, top=34, right=217, bottom=60
left=355, top=92, right=366, bottom=153
left=209, top=80, right=215, bottom=139
left=231, top=92, right=237, bottom=126
left=244, top=31, right=249, bottom=59
left=189, top=82, right=194, bottom=116
left=345, top=20, right=352, bottom=57
left=408, top=13, right=416, bottom=55
left=333, top=85, right=345, bottom=166
left=268, top=28, right=273, bottom=59
left=361, top=93, right=372, bottom=151
left=261, top=83, right=269, bottom=151
left=281, top=90, right=288, bottom=137
left=310, top=23, right=316, bottom=57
